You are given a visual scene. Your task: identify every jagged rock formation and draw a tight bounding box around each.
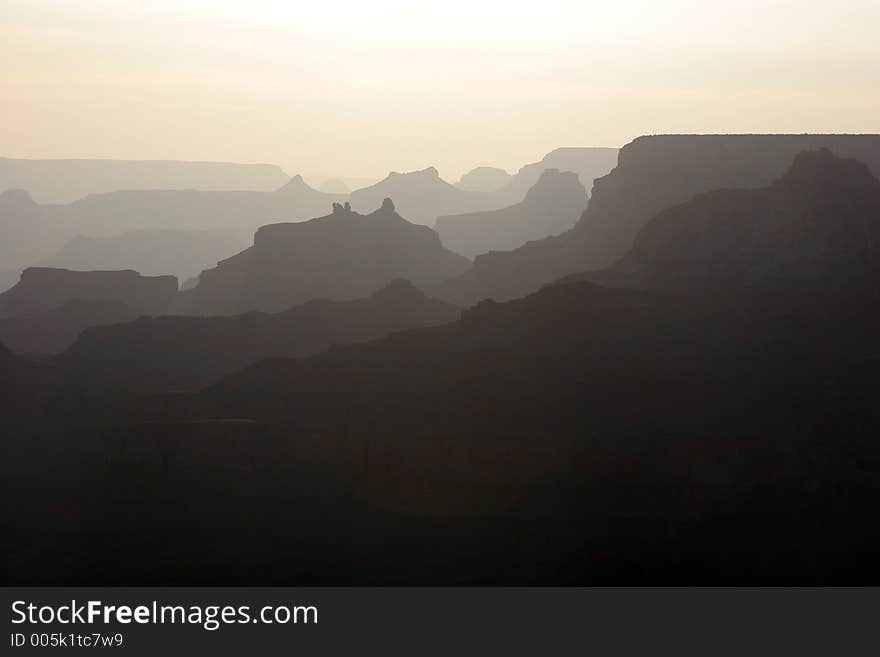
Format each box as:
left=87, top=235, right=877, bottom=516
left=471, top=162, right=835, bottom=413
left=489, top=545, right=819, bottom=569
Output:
left=0, top=175, right=345, bottom=274
left=435, top=169, right=587, bottom=258
left=59, top=279, right=460, bottom=391
left=39, top=229, right=249, bottom=283
left=0, top=300, right=138, bottom=355
left=0, top=157, right=289, bottom=204
left=0, top=268, right=177, bottom=318
left=436, top=134, right=880, bottom=306
left=563, top=149, right=880, bottom=296
left=455, top=166, right=512, bottom=192
left=176, top=199, right=470, bottom=315
left=349, top=167, right=496, bottom=225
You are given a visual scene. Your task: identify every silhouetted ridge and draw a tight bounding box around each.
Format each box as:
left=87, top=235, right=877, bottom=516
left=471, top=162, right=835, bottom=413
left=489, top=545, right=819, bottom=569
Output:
left=0, top=299, right=137, bottom=355
left=176, top=201, right=469, bottom=315
left=435, top=169, right=587, bottom=257
left=60, top=279, right=460, bottom=391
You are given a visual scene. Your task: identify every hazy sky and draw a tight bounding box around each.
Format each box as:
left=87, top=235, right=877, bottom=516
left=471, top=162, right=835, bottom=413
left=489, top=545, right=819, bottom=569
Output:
left=3, top=0, right=878, bottom=181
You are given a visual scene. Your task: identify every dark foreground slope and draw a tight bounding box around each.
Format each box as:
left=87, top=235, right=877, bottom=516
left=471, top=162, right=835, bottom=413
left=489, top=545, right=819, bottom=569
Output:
left=0, top=300, right=138, bottom=355
left=59, top=279, right=460, bottom=391
left=177, top=200, right=470, bottom=315
left=438, top=134, right=880, bottom=305
left=434, top=169, right=587, bottom=258
left=5, top=146, right=880, bottom=585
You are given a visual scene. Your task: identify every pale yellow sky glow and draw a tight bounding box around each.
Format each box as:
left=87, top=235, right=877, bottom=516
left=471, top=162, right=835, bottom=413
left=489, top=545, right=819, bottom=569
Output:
left=2, top=0, right=878, bottom=180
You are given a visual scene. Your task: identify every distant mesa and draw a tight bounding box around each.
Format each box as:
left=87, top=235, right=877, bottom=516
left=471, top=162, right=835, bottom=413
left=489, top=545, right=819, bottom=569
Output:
left=456, top=167, right=512, bottom=192
left=0, top=267, right=177, bottom=319
left=435, top=169, right=588, bottom=258
left=60, top=278, right=460, bottom=391
left=175, top=199, right=470, bottom=315
left=0, top=157, right=290, bottom=204
left=436, top=134, right=880, bottom=306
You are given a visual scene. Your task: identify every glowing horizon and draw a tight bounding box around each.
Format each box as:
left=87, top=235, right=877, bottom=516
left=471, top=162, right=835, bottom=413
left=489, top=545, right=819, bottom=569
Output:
left=3, top=0, right=878, bottom=181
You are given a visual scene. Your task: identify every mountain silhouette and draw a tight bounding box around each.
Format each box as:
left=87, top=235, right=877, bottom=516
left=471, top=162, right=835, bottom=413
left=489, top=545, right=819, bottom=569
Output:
left=564, top=149, right=880, bottom=295
left=437, top=135, right=880, bottom=306
left=0, top=299, right=138, bottom=355
left=0, top=175, right=345, bottom=274
left=455, top=166, right=512, bottom=192
left=0, top=157, right=289, bottom=204
left=59, top=279, right=460, bottom=391
left=0, top=267, right=177, bottom=318
left=176, top=199, right=470, bottom=315
left=435, top=169, right=587, bottom=258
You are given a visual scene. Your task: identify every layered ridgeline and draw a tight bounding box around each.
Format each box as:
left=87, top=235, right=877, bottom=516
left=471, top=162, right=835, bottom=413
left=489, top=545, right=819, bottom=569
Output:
left=59, top=279, right=460, bottom=392
left=182, top=145, right=880, bottom=582
left=0, top=268, right=177, bottom=354
left=435, top=170, right=587, bottom=258
left=0, top=175, right=344, bottom=274
left=564, top=149, right=880, bottom=295
left=176, top=199, right=470, bottom=315
left=8, top=143, right=880, bottom=584
left=437, top=134, right=880, bottom=305
left=350, top=148, right=618, bottom=226
left=0, top=157, right=289, bottom=204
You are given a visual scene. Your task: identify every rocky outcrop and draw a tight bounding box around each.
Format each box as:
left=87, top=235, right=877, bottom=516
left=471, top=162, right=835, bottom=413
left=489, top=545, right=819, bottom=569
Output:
left=59, top=278, right=460, bottom=391
left=0, top=268, right=177, bottom=318
left=436, top=134, right=880, bottom=306
left=435, top=169, right=587, bottom=258
left=176, top=200, right=470, bottom=315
